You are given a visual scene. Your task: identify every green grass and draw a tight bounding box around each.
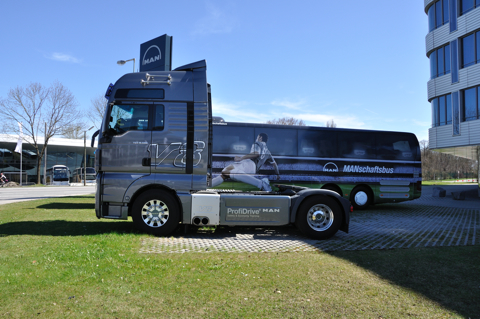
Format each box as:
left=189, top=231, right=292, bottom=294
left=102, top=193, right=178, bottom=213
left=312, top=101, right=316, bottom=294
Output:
left=422, top=180, right=478, bottom=186
left=0, top=196, right=479, bottom=318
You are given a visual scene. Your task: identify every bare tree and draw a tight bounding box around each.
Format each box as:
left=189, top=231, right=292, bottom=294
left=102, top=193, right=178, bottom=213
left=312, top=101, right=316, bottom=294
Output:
left=326, top=119, right=337, bottom=128
left=0, top=81, right=82, bottom=184
left=61, top=123, right=86, bottom=139
left=88, top=93, right=107, bottom=129
left=266, top=117, right=306, bottom=126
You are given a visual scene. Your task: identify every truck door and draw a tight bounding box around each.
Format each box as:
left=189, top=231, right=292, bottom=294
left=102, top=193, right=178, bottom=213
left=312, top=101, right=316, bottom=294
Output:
left=102, top=102, right=152, bottom=175
left=151, top=102, right=197, bottom=174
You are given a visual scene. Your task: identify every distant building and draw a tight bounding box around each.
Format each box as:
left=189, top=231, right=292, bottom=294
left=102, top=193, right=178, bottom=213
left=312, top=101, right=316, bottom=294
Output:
left=0, top=134, right=96, bottom=183
left=425, top=0, right=480, bottom=192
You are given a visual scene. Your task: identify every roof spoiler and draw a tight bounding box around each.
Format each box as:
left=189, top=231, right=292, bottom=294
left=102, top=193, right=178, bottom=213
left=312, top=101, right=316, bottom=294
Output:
left=173, top=60, right=206, bottom=71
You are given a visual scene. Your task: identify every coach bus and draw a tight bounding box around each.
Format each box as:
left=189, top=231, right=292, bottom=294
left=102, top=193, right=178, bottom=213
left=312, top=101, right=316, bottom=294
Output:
left=211, top=121, right=422, bottom=209
left=71, top=167, right=96, bottom=184
left=45, top=165, right=70, bottom=186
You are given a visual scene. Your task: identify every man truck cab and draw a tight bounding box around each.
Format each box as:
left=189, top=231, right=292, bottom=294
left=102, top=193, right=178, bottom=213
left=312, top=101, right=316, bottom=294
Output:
left=95, top=60, right=350, bottom=240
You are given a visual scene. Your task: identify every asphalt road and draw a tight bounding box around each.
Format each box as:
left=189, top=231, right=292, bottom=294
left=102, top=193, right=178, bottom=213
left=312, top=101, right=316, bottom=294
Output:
left=0, top=186, right=96, bottom=205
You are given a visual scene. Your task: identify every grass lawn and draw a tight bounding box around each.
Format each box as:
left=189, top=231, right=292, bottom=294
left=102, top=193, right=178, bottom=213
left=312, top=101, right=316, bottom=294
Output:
left=422, top=180, right=478, bottom=186
left=0, top=196, right=479, bottom=318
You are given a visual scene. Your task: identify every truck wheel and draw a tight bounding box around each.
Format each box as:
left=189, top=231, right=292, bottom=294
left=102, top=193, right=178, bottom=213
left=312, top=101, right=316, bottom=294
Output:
left=132, top=190, right=180, bottom=236
left=295, top=196, right=342, bottom=240
left=351, top=186, right=371, bottom=210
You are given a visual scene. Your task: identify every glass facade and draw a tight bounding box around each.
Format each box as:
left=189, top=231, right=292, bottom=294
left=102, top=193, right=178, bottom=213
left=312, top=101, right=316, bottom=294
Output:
left=462, top=86, right=480, bottom=121
left=0, top=140, right=95, bottom=184
left=460, top=0, right=480, bottom=15
left=428, top=0, right=450, bottom=32
left=432, top=94, right=453, bottom=127
left=430, top=44, right=451, bottom=79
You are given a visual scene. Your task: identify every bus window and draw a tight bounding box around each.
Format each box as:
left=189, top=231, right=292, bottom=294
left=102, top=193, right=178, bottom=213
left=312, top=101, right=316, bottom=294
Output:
left=338, top=131, right=376, bottom=159
left=212, top=126, right=254, bottom=154
left=376, top=134, right=416, bottom=160
left=298, top=130, right=337, bottom=158
left=255, top=128, right=297, bottom=156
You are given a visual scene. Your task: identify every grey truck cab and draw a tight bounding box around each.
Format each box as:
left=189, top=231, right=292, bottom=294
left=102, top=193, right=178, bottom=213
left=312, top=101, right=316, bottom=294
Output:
left=95, top=60, right=350, bottom=239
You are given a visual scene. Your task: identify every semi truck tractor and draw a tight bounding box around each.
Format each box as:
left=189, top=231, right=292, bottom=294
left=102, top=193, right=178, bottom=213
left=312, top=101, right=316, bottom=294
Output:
left=94, top=60, right=350, bottom=239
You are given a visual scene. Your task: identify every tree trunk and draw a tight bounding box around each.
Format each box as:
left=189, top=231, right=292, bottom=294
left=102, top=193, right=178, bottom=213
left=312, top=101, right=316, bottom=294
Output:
left=36, top=156, right=43, bottom=184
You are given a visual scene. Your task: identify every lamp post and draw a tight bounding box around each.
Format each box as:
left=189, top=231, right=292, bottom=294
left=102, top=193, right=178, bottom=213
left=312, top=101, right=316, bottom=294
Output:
left=117, top=58, right=135, bottom=73
left=84, top=126, right=94, bottom=186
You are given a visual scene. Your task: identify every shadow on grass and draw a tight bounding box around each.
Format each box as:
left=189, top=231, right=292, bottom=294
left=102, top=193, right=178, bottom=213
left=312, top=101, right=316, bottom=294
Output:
left=0, top=220, right=134, bottom=236
left=36, top=203, right=95, bottom=210
left=328, top=246, right=480, bottom=318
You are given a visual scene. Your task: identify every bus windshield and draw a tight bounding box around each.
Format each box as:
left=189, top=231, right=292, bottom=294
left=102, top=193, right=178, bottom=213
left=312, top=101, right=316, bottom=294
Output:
left=53, top=168, right=69, bottom=181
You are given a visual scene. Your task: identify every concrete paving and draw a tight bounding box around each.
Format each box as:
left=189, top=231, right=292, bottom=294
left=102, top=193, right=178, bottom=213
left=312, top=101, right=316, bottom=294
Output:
left=140, top=185, right=480, bottom=254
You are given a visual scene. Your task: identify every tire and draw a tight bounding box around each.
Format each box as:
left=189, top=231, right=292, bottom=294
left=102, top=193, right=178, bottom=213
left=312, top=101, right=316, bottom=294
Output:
left=131, top=190, right=180, bottom=236
left=295, top=196, right=343, bottom=240
left=351, top=186, right=372, bottom=210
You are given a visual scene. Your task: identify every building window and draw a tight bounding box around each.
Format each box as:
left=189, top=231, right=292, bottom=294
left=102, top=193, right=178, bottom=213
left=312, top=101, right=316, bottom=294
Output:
left=428, top=0, right=450, bottom=32
left=462, top=33, right=475, bottom=68
left=430, top=44, right=451, bottom=79
left=460, top=0, right=480, bottom=15
left=461, top=86, right=480, bottom=121
left=432, top=94, right=452, bottom=127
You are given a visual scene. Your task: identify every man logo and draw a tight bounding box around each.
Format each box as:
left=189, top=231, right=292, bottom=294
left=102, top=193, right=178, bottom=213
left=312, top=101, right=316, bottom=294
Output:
left=142, top=45, right=161, bottom=66
left=323, top=162, right=339, bottom=173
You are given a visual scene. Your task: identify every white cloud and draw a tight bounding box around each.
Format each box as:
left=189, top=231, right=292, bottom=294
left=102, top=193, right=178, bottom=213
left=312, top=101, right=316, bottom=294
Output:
left=192, top=2, right=236, bottom=35
left=282, top=112, right=365, bottom=129
left=412, top=119, right=431, bottom=127
left=213, top=98, right=365, bottom=129
left=213, top=100, right=271, bottom=123
left=270, top=98, right=307, bottom=110
left=47, top=52, right=82, bottom=64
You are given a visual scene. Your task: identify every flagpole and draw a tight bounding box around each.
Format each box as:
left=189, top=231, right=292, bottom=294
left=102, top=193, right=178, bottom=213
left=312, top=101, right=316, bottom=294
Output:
left=15, top=122, right=23, bottom=186
left=20, top=147, right=22, bottom=186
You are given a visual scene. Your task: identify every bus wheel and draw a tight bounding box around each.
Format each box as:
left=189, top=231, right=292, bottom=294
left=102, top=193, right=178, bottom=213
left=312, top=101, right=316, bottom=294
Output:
left=295, top=196, right=342, bottom=240
left=132, top=190, right=180, bottom=236
left=351, top=186, right=371, bottom=210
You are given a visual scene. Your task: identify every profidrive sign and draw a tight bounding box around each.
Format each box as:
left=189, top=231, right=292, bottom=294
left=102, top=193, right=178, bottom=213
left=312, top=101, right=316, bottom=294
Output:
left=139, top=34, right=172, bottom=72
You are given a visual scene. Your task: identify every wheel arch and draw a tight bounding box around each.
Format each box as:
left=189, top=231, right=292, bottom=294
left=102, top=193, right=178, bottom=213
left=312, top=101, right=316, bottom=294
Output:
left=350, top=184, right=374, bottom=206
left=321, top=183, right=343, bottom=196
left=126, top=184, right=183, bottom=218
left=290, top=190, right=350, bottom=234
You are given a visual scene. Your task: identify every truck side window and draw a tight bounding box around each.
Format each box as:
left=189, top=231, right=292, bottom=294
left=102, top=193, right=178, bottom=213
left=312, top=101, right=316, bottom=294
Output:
left=108, top=104, right=149, bottom=134
left=153, top=105, right=164, bottom=130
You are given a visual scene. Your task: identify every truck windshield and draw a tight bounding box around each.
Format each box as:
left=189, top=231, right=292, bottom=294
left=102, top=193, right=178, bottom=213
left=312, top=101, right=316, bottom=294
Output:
left=108, top=104, right=149, bottom=134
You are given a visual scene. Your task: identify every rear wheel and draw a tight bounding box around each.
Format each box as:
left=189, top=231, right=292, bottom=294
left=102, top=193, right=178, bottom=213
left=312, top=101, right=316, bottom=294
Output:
left=132, top=190, right=180, bottom=236
left=351, top=186, right=372, bottom=210
left=295, top=196, right=343, bottom=240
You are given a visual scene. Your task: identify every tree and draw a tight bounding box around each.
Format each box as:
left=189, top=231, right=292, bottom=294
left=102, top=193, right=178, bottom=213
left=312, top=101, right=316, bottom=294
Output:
left=326, top=119, right=337, bottom=128
left=0, top=81, right=83, bottom=184
left=266, top=117, right=306, bottom=126
left=88, top=93, right=107, bottom=129
left=61, top=123, right=87, bottom=139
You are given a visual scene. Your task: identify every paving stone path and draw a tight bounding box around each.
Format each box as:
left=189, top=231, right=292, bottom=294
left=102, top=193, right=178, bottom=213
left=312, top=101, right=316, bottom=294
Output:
left=140, top=189, right=480, bottom=254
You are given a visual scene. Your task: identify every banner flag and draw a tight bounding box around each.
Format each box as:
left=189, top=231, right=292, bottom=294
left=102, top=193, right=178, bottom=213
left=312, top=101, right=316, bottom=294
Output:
left=14, top=138, right=22, bottom=153
left=15, top=122, right=23, bottom=154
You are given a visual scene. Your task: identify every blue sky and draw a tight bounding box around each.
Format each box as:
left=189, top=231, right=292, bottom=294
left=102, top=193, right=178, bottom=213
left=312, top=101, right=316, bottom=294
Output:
left=0, top=0, right=430, bottom=140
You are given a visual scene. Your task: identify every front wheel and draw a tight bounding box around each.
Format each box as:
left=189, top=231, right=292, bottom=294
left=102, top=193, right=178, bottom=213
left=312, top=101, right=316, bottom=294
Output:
left=131, top=190, right=180, bottom=236
left=295, top=196, right=343, bottom=240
